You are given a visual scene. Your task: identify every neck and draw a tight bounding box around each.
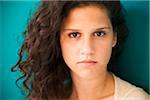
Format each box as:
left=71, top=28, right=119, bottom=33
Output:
left=69, top=71, right=114, bottom=100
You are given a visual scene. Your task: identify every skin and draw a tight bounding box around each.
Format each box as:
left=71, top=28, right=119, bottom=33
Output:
left=60, top=5, right=117, bottom=100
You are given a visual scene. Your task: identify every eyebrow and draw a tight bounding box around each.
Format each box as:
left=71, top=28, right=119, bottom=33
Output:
left=62, top=27, right=111, bottom=32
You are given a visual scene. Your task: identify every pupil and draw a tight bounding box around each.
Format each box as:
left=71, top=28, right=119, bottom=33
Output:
left=73, top=33, right=77, bottom=37
left=97, top=32, right=102, bottom=36
left=97, top=32, right=100, bottom=36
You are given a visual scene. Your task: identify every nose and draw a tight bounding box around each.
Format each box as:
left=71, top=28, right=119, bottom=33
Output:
left=80, top=38, right=95, bottom=55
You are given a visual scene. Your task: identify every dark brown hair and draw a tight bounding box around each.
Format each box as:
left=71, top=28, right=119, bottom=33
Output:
left=11, top=1, right=128, bottom=100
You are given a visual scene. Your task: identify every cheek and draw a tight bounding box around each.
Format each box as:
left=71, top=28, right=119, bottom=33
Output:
left=60, top=41, right=78, bottom=68
left=96, top=41, right=113, bottom=64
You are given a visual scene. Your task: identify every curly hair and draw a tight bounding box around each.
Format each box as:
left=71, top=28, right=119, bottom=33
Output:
left=11, top=1, right=128, bottom=100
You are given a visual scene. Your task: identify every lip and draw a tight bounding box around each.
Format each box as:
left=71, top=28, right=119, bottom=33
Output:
left=77, top=60, right=97, bottom=66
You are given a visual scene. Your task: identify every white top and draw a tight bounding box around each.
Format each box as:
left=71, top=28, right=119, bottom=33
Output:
left=113, top=74, right=149, bottom=100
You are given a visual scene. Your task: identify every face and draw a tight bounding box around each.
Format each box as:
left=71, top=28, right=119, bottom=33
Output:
left=60, top=6, right=117, bottom=79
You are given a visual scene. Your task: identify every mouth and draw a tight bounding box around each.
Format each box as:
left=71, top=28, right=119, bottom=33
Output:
left=77, top=60, right=97, bottom=66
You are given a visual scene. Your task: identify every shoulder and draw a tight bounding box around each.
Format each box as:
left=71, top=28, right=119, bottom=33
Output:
left=113, top=74, right=149, bottom=100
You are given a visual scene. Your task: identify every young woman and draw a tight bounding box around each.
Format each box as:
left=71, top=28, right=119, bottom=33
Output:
left=11, top=1, right=149, bottom=100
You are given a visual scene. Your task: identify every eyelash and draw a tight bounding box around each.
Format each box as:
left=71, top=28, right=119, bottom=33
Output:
left=68, top=31, right=106, bottom=38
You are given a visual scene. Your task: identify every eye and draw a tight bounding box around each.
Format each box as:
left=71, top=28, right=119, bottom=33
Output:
left=94, top=31, right=106, bottom=37
left=68, top=32, right=80, bottom=38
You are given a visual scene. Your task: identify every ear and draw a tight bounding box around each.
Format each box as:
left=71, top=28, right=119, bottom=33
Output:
left=112, top=34, right=117, bottom=47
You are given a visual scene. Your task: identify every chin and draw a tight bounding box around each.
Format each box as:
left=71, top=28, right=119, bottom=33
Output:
left=76, top=69, right=100, bottom=79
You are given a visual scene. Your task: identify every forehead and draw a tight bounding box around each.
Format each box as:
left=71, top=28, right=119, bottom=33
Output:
left=61, top=6, right=112, bottom=30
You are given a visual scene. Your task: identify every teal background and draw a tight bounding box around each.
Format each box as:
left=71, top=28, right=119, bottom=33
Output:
left=0, top=1, right=149, bottom=99
left=0, top=1, right=39, bottom=99
left=0, top=1, right=2, bottom=99
left=115, top=0, right=149, bottom=94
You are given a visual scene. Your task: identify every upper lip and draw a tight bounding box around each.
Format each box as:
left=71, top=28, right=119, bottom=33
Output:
left=78, top=60, right=97, bottom=63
